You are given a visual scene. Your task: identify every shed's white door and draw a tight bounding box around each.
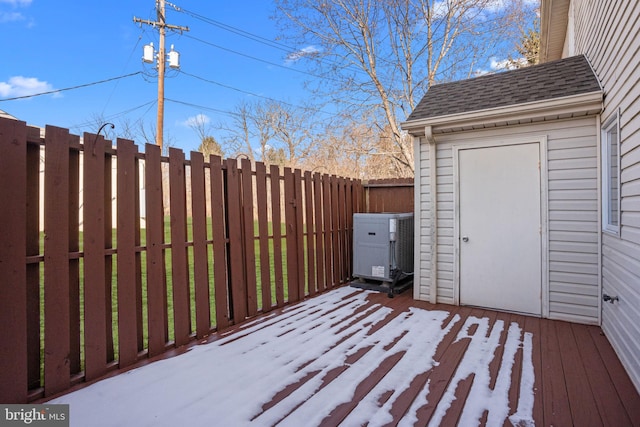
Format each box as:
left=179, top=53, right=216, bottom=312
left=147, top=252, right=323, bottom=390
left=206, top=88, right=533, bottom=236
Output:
left=459, top=143, right=542, bottom=315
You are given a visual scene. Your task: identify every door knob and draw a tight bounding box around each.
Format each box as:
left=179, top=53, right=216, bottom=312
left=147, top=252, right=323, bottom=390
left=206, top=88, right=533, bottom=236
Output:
left=462, top=236, right=469, bottom=242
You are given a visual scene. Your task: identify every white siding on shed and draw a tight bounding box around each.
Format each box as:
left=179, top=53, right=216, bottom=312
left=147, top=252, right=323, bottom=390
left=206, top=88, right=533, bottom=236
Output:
left=567, top=0, right=640, bottom=392
left=416, top=137, right=432, bottom=301
left=417, top=117, right=600, bottom=323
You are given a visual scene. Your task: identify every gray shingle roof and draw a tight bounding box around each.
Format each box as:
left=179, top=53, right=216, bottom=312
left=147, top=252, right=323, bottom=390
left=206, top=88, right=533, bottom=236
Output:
left=406, top=55, right=601, bottom=122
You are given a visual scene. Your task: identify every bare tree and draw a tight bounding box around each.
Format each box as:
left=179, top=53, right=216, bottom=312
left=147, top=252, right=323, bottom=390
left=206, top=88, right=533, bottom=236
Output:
left=217, top=101, right=255, bottom=161
left=252, top=100, right=278, bottom=162
left=217, top=99, right=318, bottom=167
left=300, top=113, right=378, bottom=178
left=508, top=12, right=540, bottom=68
left=275, top=0, right=535, bottom=174
left=187, top=113, right=211, bottom=143
left=187, top=113, right=224, bottom=157
left=84, top=113, right=162, bottom=148
left=269, top=102, right=315, bottom=167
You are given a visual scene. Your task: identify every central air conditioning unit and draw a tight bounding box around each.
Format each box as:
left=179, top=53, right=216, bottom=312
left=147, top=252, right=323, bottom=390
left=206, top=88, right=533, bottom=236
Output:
left=352, top=213, right=414, bottom=295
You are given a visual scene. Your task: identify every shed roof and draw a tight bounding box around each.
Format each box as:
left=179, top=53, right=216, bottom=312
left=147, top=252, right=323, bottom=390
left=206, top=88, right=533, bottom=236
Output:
left=406, top=55, right=601, bottom=123
left=0, top=109, right=18, bottom=121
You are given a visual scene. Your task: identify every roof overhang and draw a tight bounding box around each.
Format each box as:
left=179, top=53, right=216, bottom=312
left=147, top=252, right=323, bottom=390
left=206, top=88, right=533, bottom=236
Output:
left=401, top=90, right=603, bottom=137
left=540, top=0, right=571, bottom=63
left=0, top=109, right=19, bottom=121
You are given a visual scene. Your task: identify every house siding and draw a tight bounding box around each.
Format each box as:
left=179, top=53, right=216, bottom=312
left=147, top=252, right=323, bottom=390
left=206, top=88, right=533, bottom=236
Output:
left=417, top=117, right=600, bottom=323
left=568, top=0, right=640, bottom=391
left=416, top=137, right=432, bottom=301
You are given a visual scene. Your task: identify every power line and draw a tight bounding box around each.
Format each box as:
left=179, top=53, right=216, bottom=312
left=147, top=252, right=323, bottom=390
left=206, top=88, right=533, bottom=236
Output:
left=179, top=70, right=338, bottom=117
left=183, top=33, right=340, bottom=83
left=165, top=97, right=241, bottom=118
left=0, top=72, right=143, bottom=101
left=173, top=4, right=293, bottom=54
left=172, top=3, right=366, bottom=76
left=100, top=32, right=146, bottom=116
left=68, top=100, right=158, bottom=131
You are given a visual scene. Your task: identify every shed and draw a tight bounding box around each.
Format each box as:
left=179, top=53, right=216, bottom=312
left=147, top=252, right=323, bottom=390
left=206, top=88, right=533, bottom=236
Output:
left=402, top=54, right=604, bottom=324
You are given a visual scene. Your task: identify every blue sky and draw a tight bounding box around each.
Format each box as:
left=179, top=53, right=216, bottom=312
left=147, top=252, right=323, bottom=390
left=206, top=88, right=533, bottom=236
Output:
left=0, top=0, right=312, bottom=153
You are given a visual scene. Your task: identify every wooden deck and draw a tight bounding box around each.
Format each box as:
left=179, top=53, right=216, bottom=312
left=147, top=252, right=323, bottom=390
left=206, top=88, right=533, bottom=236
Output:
left=51, top=286, right=640, bottom=426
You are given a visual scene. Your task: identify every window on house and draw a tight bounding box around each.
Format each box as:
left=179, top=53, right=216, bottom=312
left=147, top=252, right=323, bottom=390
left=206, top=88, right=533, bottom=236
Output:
left=602, top=111, right=620, bottom=234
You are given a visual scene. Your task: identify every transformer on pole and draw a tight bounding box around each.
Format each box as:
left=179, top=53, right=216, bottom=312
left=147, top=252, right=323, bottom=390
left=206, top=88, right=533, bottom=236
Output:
left=134, top=0, right=189, bottom=152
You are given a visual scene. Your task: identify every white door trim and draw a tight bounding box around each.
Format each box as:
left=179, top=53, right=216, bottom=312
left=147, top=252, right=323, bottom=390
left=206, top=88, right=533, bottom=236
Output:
left=452, top=136, right=549, bottom=318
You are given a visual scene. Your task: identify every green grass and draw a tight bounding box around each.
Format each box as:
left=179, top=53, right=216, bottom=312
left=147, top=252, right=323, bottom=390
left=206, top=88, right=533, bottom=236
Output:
left=37, top=217, right=292, bottom=386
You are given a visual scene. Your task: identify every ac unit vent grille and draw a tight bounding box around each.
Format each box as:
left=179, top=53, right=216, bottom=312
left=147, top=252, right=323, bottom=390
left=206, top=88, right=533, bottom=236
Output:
left=352, top=213, right=414, bottom=282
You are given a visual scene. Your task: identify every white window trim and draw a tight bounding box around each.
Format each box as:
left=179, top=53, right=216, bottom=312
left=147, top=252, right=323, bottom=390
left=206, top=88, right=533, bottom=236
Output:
left=601, top=109, right=621, bottom=235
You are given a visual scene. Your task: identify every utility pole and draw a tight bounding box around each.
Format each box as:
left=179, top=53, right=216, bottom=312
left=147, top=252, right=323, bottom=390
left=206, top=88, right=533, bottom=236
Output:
left=134, top=0, right=189, bottom=152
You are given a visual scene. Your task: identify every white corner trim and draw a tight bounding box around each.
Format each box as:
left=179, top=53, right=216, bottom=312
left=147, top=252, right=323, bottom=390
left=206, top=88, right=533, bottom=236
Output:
left=428, top=136, right=438, bottom=304
left=413, top=135, right=422, bottom=301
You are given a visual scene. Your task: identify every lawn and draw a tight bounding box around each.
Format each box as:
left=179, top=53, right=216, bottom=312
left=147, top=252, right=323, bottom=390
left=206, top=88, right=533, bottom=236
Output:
left=37, top=217, right=294, bottom=385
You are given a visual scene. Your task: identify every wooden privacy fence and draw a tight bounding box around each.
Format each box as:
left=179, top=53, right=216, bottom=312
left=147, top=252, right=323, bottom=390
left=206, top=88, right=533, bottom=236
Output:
left=0, top=117, right=362, bottom=403
left=363, top=178, right=414, bottom=213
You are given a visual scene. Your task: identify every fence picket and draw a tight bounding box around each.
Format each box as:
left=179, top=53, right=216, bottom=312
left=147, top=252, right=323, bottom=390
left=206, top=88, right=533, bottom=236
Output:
left=83, top=133, right=108, bottom=381
left=322, top=175, right=333, bottom=288
left=255, top=162, right=272, bottom=313
left=145, top=143, right=168, bottom=356
left=0, top=118, right=28, bottom=403
left=284, top=168, right=299, bottom=302
left=68, top=142, right=82, bottom=377
left=116, top=139, right=140, bottom=368
left=331, top=177, right=341, bottom=287
left=294, top=170, right=306, bottom=298
left=0, top=118, right=376, bottom=402
left=241, top=158, right=258, bottom=317
left=43, top=126, right=71, bottom=396
left=26, top=134, right=41, bottom=391
left=134, top=157, right=144, bottom=354
left=304, top=171, right=316, bottom=296
left=209, top=155, right=229, bottom=329
left=190, top=151, right=211, bottom=339
left=338, top=177, right=347, bottom=283
left=345, top=179, right=354, bottom=280
left=226, top=159, right=247, bottom=323
left=104, top=152, right=115, bottom=364
left=169, top=148, right=191, bottom=346
left=313, top=173, right=325, bottom=292
left=270, top=165, right=285, bottom=307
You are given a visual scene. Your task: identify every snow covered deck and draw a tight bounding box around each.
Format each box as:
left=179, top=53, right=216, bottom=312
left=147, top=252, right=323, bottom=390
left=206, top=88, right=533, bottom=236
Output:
left=50, top=287, right=640, bottom=426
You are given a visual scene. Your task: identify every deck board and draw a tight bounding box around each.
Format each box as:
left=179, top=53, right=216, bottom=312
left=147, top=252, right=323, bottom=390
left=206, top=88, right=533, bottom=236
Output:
left=50, top=287, right=640, bottom=427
